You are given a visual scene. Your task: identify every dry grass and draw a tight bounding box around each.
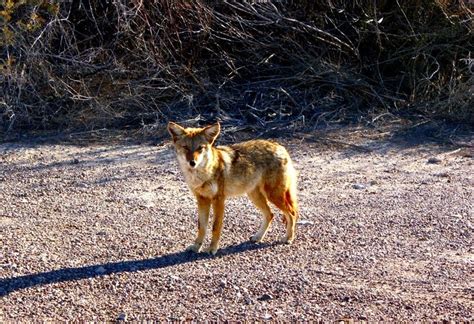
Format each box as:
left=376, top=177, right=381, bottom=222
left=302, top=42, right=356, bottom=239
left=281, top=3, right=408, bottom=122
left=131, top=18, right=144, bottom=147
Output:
left=0, top=0, right=472, bottom=134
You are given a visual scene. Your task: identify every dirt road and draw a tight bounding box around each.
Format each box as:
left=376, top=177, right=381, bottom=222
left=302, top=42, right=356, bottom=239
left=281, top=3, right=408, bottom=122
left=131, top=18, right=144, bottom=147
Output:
left=0, top=130, right=472, bottom=321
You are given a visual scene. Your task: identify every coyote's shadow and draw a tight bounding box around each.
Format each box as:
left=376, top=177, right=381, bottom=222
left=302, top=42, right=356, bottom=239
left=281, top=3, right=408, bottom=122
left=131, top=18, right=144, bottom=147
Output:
left=0, top=242, right=275, bottom=296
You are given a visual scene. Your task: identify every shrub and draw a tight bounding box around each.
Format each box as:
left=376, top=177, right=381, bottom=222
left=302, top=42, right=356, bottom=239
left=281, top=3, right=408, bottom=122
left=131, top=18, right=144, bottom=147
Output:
left=1, top=0, right=472, bottom=134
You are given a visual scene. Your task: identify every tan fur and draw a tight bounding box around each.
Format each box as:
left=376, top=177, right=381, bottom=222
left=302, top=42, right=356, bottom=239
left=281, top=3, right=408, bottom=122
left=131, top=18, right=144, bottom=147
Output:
left=168, top=121, right=298, bottom=255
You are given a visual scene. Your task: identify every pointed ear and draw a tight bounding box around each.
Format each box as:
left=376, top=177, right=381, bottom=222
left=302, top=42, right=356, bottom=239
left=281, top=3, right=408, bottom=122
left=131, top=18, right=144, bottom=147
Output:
left=203, top=122, right=220, bottom=144
left=167, top=122, right=185, bottom=142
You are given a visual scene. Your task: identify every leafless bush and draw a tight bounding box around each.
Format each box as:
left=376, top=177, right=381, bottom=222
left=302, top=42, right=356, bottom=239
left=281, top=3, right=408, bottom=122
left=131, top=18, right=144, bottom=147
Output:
left=0, top=0, right=472, bottom=134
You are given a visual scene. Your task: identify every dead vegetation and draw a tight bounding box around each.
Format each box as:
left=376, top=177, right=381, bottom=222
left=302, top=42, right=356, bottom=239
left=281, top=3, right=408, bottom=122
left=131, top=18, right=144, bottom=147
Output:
left=0, top=0, right=472, bottom=134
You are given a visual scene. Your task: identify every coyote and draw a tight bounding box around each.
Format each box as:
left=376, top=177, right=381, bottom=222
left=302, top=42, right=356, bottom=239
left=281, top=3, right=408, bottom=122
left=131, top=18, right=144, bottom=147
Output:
left=168, top=121, right=298, bottom=255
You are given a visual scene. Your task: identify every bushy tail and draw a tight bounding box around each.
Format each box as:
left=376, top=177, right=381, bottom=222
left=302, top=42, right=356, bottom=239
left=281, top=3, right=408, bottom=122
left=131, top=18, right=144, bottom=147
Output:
left=284, top=186, right=299, bottom=220
left=265, top=155, right=299, bottom=223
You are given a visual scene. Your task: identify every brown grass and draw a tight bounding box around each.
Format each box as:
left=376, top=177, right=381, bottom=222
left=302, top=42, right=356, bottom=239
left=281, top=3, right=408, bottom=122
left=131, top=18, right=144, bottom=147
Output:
left=0, top=0, right=472, bottom=134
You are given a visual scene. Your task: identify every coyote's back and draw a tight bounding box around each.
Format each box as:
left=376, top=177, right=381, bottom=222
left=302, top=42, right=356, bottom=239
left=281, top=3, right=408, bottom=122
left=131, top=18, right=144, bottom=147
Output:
left=222, top=139, right=298, bottom=219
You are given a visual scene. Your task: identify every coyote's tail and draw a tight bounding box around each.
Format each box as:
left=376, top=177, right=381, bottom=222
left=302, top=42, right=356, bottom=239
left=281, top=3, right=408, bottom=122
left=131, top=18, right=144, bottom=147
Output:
left=284, top=186, right=299, bottom=220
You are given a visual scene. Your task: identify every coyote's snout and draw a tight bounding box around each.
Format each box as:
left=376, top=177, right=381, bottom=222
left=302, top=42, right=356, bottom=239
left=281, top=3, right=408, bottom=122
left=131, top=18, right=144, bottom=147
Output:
left=168, top=121, right=298, bottom=255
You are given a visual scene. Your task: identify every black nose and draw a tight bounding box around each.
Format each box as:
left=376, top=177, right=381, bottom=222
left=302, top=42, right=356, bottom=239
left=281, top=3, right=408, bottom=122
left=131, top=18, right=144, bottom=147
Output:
left=189, top=160, right=196, bottom=167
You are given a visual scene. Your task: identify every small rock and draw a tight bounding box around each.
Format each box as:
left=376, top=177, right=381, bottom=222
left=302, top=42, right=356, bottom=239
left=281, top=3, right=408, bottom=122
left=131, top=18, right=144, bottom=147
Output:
left=352, top=183, right=366, bottom=190
left=117, top=313, right=126, bottom=321
left=367, top=187, right=378, bottom=194
left=72, top=158, right=80, bottom=164
left=258, top=293, right=273, bottom=301
left=263, top=313, right=272, bottom=320
left=244, top=296, right=254, bottom=305
left=341, top=296, right=351, bottom=302
left=296, top=219, right=314, bottom=226
left=95, top=266, right=106, bottom=274
left=141, top=202, right=155, bottom=208
left=169, top=275, right=181, bottom=281
left=427, top=157, right=441, bottom=164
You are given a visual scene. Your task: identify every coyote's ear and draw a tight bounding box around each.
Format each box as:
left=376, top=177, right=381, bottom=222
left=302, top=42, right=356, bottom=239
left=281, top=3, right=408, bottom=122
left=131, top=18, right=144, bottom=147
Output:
left=167, top=122, right=185, bottom=142
left=203, top=122, right=220, bottom=145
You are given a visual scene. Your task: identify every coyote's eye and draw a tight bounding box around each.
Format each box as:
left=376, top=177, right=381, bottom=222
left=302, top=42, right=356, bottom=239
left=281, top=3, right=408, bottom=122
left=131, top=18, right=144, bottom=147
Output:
left=197, top=145, right=206, bottom=152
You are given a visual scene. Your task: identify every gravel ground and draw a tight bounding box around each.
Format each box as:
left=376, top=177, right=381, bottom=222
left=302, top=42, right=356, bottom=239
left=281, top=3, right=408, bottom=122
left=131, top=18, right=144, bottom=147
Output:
left=0, top=130, right=473, bottom=321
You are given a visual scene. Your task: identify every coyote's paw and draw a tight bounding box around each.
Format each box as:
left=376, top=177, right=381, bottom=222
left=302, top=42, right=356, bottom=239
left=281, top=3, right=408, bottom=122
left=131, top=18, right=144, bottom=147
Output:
left=204, top=246, right=219, bottom=256
left=279, top=236, right=294, bottom=245
left=186, top=243, right=202, bottom=253
left=250, top=234, right=263, bottom=243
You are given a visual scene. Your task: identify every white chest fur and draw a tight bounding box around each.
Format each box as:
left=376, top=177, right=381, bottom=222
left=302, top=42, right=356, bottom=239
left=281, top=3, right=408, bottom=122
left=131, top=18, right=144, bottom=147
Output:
left=177, top=155, right=218, bottom=197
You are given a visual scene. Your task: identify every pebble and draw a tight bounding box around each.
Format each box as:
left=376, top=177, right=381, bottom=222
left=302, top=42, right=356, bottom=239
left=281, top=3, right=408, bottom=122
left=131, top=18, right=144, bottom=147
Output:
left=296, top=219, right=314, bottom=225
left=427, top=157, right=442, bottom=164
left=263, top=313, right=272, bottom=320
left=169, top=275, right=181, bottom=282
left=258, top=293, right=273, bottom=301
left=352, top=183, right=366, bottom=190
left=244, top=296, right=254, bottom=305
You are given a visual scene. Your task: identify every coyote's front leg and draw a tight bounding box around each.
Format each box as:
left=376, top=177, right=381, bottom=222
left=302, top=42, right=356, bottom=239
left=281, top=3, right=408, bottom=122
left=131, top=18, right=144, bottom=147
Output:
left=187, top=195, right=210, bottom=253
left=208, top=197, right=225, bottom=255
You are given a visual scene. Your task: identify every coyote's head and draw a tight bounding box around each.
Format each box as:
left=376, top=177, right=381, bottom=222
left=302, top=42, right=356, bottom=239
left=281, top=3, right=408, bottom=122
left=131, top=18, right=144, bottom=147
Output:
left=167, top=122, right=220, bottom=170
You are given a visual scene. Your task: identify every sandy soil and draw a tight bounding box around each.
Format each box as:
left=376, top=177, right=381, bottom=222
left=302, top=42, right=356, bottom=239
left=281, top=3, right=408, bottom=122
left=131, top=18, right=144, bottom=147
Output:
left=0, top=129, right=473, bottom=321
